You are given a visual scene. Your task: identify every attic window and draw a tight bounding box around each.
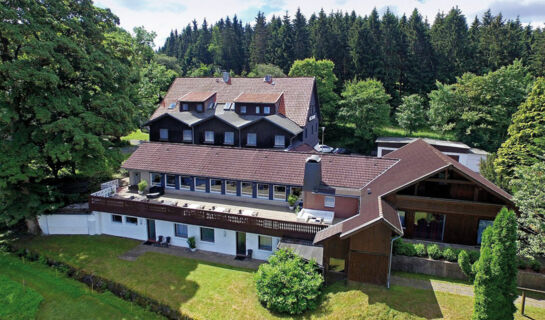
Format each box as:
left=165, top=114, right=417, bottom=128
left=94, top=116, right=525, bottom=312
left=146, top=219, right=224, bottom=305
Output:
left=196, top=104, right=203, bottom=112
left=208, top=101, right=215, bottom=109
left=168, top=102, right=176, bottom=109
left=240, top=106, right=247, bottom=114
left=182, top=103, right=189, bottom=111
left=264, top=106, right=271, bottom=114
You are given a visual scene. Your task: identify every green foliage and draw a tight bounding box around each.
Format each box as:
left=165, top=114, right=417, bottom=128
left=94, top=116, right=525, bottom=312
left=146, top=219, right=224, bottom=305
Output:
left=458, top=250, right=475, bottom=281
left=0, top=0, right=142, bottom=225
left=443, top=248, right=459, bottom=262
left=530, top=258, right=542, bottom=272
left=495, top=77, right=545, bottom=187
left=472, top=208, right=518, bottom=320
left=338, top=79, right=391, bottom=152
left=479, top=152, right=509, bottom=191
left=393, top=239, right=417, bottom=257
left=428, top=60, right=533, bottom=151
left=396, top=94, right=427, bottom=133
left=427, top=244, right=442, bottom=260
left=0, top=275, right=43, bottom=320
left=289, top=58, right=339, bottom=123
left=469, top=250, right=481, bottom=264
left=255, top=249, right=323, bottom=315
left=510, top=162, right=545, bottom=258
left=186, top=63, right=218, bottom=77
left=287, top=194, right=298, bottom=206
left=247, top=64, right=286, bottom=77
left=137, top=180, right=148, bottom=192
left=186, top=236, right=196, bottom=249
left=414, top=243, right=427, bottom=257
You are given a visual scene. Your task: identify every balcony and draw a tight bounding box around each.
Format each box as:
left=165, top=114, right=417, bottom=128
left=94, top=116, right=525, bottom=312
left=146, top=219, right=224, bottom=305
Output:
left=89, top=184, right=328, bottom=241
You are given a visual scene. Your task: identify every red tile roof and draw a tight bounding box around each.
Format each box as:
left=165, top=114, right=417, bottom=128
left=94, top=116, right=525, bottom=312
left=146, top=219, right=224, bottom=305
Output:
left=314, top=139, right=513, bottom=243
left=122, top=142, right=397, bottom=189
left=178, top=91, right=216, bottom=102
left=152, top=77, right=316, bottom=127
left=234, top=92, right=283, bottom=104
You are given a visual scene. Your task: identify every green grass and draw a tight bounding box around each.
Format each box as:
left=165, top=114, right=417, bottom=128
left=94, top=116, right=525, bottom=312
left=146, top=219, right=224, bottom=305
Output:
left=121, top=129, right=149, bottom=141
left=376, top=126, right=456, bottom=141
left=0, top=275, right=43, bottom=320
left=393, top=271, right=473, bottom=287
left=14, top=235, right=545, bottom=320
left=0, top=251, right=163, bottom=320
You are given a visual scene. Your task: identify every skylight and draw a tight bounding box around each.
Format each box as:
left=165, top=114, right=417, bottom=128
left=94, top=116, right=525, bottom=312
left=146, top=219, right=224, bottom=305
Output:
left=168, top=102, right=176, bottom=109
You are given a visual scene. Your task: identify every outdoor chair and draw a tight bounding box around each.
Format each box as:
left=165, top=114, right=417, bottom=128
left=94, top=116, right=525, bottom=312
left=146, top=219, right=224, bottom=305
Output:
left=156, top=235, right=163, bottom=247
left=163, top=236, right=171, bottom=248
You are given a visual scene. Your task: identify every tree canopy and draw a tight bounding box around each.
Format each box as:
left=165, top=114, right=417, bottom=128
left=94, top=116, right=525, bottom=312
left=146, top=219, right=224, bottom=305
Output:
left=396, top=94, right=427, bottom=134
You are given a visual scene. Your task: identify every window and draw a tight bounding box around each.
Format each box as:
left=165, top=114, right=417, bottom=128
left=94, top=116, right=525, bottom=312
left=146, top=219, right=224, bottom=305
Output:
left=210, top=179, right=222, bottom=193
left=166, top=174, right=176, bottom=188
left=182, top=103, right=189, bottom=111
left=183, top=130, right=192, bottom=142
left=204, top=131, right=214, bottom=143
left=324, top=196, right=335, bottom=208
left=112, top=214, right=122, bottom=223
left=398, top=211, right=406, bottom=229
left=414, top=212, right=446, bottom=241
left=195, top=177, right=207, bottom=192
left=290, top=187, right=302, bottom=197
left=225, top=180, right=237, bottom=195
left=180, top=176, right=192, bottom=190
left=241, top=182, right=253, bottom=197
left=255, top=106, right=260, bottom=114
left=174, top=224, right=188, bottom=238
left=224, top=132, right=234, bottom=145
left=258, top=236, right=272, bottom=251
left=247, top=133, right=256, bottom=146
left=273, top=185, right=286, bottom=200
left=159, top=128, right=168, bottom=140
left=126, top=216, right=138, bottom=225
left=240, top=106, right=247, bottom=114
left=477, top=220, right=493, bottom=244
left=200, top=227, right=215, bottom=242
left=150, top=173, right=162, bottom=186
left=274, top=135, right=285, bottom=148
left=257, top=184, right=269, bottom=199
left=196, top=104, right=203, bottom=112
left=264, top=106, right=270, bottom=114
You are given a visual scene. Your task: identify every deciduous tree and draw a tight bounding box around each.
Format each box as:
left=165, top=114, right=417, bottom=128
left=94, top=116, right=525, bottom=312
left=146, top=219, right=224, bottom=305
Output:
left=396, top=94, right=427, bottom=134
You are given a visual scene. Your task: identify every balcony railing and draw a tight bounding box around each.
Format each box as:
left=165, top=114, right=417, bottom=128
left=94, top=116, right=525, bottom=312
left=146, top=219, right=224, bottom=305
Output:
left=89, top=195, right=327, bottom=240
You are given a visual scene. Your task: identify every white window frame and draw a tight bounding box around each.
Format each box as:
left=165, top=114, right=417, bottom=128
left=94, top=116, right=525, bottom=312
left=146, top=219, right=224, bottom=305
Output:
left=165, top=174, right=176, bottom=188
left=241, top=182, right=253, bottom=197
left=159, top=128, right=168, bottom=140
left=210, top=179, right=222, bottom=193
left=247, top=133, right=256, bottom=146
left=264, top=106, right=271, bottom=114
left=183, top=130, right=192, bottom=142
left=257, top=183, right=269, bottom=199
left=174, top=223, right=188, bottom=238
left=196, top=104, right=203, bottom=112
left=180, top=176, right=191, bottom=190
left=274, top=135, right=285, bottom=148
left=258, top=235, right=273, bottom=251
left=224, top=132, right=234, bottom=145
left=273, top=185, right=286, bottom=201
left=150, top=173, right=162, bottom=186
left=125, top=216, right=138, bottom=225
left=240, top=106, right=247, bottom=114
left=255, top=106, right=260, bottom=114
left=112, top=214, right=122, bottom=223
left=194, top=177, right=207, bottom=192
left=182, top=103, right=189, bottom=111
left=225, top=180, right=237, bottom=195
left=324, top=196, right=335, bottom=208
left=204, top=131, right=214, bottom=143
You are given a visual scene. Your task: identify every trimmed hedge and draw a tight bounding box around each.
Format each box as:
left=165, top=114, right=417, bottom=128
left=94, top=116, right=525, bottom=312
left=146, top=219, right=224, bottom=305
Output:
left=427, top=244, right=442, bottom=260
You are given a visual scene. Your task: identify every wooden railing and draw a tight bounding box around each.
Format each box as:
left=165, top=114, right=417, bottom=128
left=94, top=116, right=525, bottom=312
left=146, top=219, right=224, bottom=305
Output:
left=89, top=195, right=327, bottom=240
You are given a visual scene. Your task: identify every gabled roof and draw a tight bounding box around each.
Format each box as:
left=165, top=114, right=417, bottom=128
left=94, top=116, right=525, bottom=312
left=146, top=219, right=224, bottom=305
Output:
left=122, top=142, right=397, bottom=189
left=143, top=110, right=215, bottom=127
left=178, top=91, right=216, bottom=102
left=314, top=139, right=512, bottom=243
left=152, top=77, right=316, bottom=127
left=234, top=92, right=283, bottom=104
left=376, top=136, right=488, bottom=155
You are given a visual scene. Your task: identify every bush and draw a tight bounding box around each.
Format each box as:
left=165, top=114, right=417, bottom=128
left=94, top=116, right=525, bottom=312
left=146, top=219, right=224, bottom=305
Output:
left=458, top=250, right=475, bottom=281
left=427, top=244, right=442, bottom=260
left=138, top=180, right=147, bottom=192
left=443, top=248, right=458, bottom=262
left=393, top=239, right=416, bottom=256
left=529, top=258, right=542, bottom=272
left=255, top=249, right=323, bottom=315
left=469, top=250, right=480, bottom=264
left=517, top=256, right=529, bottom=269
left=414, top=243, right=427, bottom=257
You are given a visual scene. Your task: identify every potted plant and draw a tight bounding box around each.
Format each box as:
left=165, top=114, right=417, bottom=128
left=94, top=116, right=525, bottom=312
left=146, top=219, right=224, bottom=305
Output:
left=187, top=236, right=196, bottom=252
left=137, top=180, right=148, bottom=195
left=288, top=194, right=298, bottom=210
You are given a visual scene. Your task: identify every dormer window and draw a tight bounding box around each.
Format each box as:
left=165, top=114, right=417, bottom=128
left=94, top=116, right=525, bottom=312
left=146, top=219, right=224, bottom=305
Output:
left=264, top=106, right=270, bottom=114
left=255, top=106, right=260, bottom=114
left=241, top=106, right=247, bottom=114
left=196, top=104, right=203, bottom=112
left=159, top=128, right=168, bottom=141
left=182, top=103, right=189, bottom=111
left=274, top=135, right=285, bottom=148
left=247, top=133, right=256, bottom=146
left=204, top=131, right=214, bottom=143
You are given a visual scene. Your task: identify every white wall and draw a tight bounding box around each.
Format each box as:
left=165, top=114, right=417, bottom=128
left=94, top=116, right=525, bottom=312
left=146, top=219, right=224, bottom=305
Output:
left=98, top=211, right=148, bottom=241
left=39, top=214, right=100, bottom=235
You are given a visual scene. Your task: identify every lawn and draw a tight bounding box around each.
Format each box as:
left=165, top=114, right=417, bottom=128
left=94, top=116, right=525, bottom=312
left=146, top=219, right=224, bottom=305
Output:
left=0, top=251, right=163, bottom=320
left=121, top=129, right=149, bottom=141
left=15, top=235, right=545, bottom=320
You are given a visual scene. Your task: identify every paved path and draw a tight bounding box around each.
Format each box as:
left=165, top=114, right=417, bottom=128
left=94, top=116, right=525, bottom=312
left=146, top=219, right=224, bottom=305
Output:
left=391, top=275, right=545, bottom=309
left=119, top=243, right=265, bottom=270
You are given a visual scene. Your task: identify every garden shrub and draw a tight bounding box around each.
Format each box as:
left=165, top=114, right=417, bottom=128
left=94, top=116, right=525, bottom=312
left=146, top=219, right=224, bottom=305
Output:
left=255, top=249, right=323, bottom=315
left=529, top=258, right=542, bottom=272
left=443, top=248, right=458, bottom=262
left=458, top=250, right=475, bottom=281
left=517, top=256, right=529, bottom=269
left=468, top=250, right=480, bottom=264
left=427, top=244, right=442, bottom=260
left=414, top=243, right=427, bottom=257
left=393, top=239, right=416, bottom=256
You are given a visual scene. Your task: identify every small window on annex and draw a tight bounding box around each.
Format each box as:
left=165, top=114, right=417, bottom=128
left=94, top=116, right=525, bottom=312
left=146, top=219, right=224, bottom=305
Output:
left=174, top=224, right=188, bottom=238
left=126, top=216, right=138, bottom=224
left=112, top=214, right=122, bottom=223
left=200, top=227, right=215, bottom=242
left=166, top=174, right=176, bottom=188
left=258, top=236, right=272, bottom=251
left=150, top=173, right=162, bottom=186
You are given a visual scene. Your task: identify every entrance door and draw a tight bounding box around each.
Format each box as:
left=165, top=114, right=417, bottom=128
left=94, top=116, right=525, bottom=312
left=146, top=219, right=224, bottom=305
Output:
left=147, top=219, right=156, bottom=241
left=236, top=232, right=246, bottom=255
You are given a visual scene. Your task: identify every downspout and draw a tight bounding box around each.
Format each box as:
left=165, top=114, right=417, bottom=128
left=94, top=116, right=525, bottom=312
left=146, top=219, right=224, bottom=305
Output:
left=387, top=235, right=401, bottom=289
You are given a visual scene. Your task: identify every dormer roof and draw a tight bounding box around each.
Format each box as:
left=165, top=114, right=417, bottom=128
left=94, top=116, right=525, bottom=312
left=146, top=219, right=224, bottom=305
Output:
left=178, top=91, right=216, bottom=103
left=233, top=92, right=283, bottom=104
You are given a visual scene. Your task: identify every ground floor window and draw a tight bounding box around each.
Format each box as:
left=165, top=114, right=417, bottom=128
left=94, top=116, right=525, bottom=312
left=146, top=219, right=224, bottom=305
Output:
left=210, top=179, right=222, bottom=193
left=174, top=224, right=188, bottom=238
left=290, top=187, right=302, bottom=197
left=257, top=184, right=269, bottom=199
left=125, top=216, right=138, bottom=224
left=180, top=176, right=191, bottom=190
left=112, top=214, right=122, bottom=223
left=258, top=235, right=272, bottom=251
left=195, top=177, right=207, bottom=192
left=150, top=173, right=162, bottom=186
left=166, top=174, right=176, bottom=188
left=241, top=182, right=253, bottom=197
left=414, top=211, right=445, bottom=241
left=328, top=257, right=345, bottom=272
left=273, top=185, right=286, bottom=200
left=477, top=220, right=493, bottom=244
left=200, top=227, right=215, bottom=242
left=225, top=180, right=237, bottom=195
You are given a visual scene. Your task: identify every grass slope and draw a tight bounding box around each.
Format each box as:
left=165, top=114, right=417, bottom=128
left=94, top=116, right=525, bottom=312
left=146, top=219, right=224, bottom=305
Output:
left=0, top=251, right=163, bottom=320
left=121, top=129, right=149, bottom=141
left=0, top=275, right=43, bottom=320
left=16, top=235, right=545, bottom=320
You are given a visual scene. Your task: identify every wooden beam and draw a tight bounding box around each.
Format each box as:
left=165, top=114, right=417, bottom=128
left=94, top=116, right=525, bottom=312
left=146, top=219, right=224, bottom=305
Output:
left=393, top=195, right=508, bottom=218
left=426, top=178, right=474, bottom=185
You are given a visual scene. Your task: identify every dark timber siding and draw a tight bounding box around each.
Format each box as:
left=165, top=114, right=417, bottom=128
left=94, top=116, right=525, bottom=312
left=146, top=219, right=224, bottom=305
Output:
left=193, top=117, right=238, bottom=146
left=149, top=117, right=190, bottom=143
left=234, top=102, right=276, bottom=116
left=241, top=119, right=294, bottom=148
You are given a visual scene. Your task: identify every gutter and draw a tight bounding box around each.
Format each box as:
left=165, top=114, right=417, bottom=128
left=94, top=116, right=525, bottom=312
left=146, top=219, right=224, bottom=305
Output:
left=387, top=235, right=401, bottom=289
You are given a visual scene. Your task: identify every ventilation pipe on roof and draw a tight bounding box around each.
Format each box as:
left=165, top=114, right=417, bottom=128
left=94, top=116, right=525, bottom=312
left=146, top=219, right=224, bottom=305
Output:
left=222, top=71, right=230, bottom=83
left=264, top=74, right=272, bottom=83
left=303, top=155, right=322, bottom=192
